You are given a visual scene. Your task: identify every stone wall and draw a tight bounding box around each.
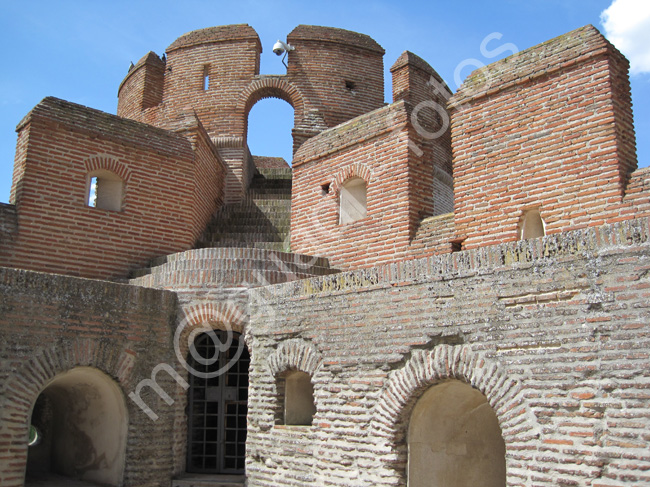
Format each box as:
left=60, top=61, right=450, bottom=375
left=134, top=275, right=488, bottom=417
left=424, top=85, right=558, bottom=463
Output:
left=247, top=217, right=650, bottom=486
left=0, top=267, right=181, bottom=487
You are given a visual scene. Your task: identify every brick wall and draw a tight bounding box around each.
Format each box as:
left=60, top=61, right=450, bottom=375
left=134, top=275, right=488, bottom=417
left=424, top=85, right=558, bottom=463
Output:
left=0, top=203, right=17, bottom=246
left=290, top=102, right=414, bottom=270
left=116, top=51, right=165, bottom=121
left=286, top=25, right=385, bottom=130
left=117, top=25, right=386, bottom=202
left=0, top=97, right=225, bottom=280
left=0, top=267, right=180, bottom=487
left=450, top=25, right=640, bottom=249
left=247, top=216, right=650, bottom=486
left=391, top=52, right=454, bottom=222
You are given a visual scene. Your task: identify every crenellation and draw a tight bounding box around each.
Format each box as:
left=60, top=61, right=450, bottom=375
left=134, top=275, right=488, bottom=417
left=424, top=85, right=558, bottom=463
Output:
left=1, top=21, right=650, bottom=487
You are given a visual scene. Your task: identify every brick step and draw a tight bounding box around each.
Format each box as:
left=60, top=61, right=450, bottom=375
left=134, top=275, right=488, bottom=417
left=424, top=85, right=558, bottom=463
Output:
left=249, top=182, right=291, bottom=189
left=133, top=268, right=331, bottom=288
left=134, top=257, right=334, bottom=275
left=249, top=177, right=292, bottom=187
left=130, top=248, right=337, bottom=288
left=215, top=202, right=291, bottom=215
left=202, top=232, right=285, bottom=243
left=202, top=210, right=290, bottom=225
left=197, top=243, right=289, bottom=253
left=246, top=191, right=291, bottom=199
left=146, top=247, right=331, bottom=269
left=201, top=220, right=290, bottom=232
left=247, top=199, right=292, bottom=208
left=205, top=228, right=289, bottom=239
left=255, top=168, right=292, bottom=179
left=196, top=241, right=289, bottom=252
left=172, top=474, right=244, bottom=487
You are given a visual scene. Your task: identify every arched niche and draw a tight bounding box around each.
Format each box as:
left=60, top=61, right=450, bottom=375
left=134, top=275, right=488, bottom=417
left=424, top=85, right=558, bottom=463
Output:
left=339, top=177, right=367, bottom=224
left=26, top=367, right=128, bottom=486
left=407, top=380, right=506, bottom=487
left=278, top=370, right=316, bottom=426
left=518, top=208, right=545, bottom=240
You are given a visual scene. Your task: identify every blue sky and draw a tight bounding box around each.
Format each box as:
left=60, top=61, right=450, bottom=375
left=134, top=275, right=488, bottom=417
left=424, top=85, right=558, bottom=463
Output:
left=1, top=0, right=648, bottom=203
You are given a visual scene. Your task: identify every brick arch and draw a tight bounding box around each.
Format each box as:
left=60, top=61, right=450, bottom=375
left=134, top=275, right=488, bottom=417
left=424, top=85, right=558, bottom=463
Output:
left=370, top=345, right=537, bottom=447
left=0, top=339, right=134, bottom=487
left=84, top=154, right=131, bottom=182
left=175, top=301, right=249, bottom=360
left=267, top=339, right=322, bottom=378
left=331, top=163, right=373, bottom=195
left=240, top=77, right=304, bottom=120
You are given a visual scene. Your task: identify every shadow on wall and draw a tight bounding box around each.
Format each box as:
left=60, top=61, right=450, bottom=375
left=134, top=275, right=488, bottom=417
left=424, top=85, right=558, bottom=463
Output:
left=408, top=380, right=506, bottom=487
left=26, top=367, right=128, bottom=486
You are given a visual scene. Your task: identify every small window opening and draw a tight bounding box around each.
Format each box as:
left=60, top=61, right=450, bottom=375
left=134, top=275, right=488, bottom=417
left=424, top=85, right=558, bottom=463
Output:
left=88, top=177, right=98, bottom=207
left=340, top=177, right=367, bottom=224
left=451, top=239, right=464, bottom=253
left=202, top=65, right=210, bottom=91
left=518, top=208, right=545, bottom=240
left=345, top=80, right=356, bottom=92
left=321, top=182, right=331, bottom=195
left=276, top=370, right=316, bottom=426
left=87, top=170, right=123, bottom=211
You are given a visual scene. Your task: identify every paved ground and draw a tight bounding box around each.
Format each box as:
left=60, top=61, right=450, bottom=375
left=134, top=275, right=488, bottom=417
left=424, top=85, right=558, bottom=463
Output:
left=172, top=473, right=246, bottom=486
left=25, top=473, right=245, bottom=487
left=25, top=473, right=100, bottom=487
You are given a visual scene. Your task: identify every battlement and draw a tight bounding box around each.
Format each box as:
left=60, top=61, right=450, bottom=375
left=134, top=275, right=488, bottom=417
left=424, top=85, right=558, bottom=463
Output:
left=1, top=23, right=650, bottom=487
left=450, top=24, right=618, bottom=107
left=4, top=23, right=645, bottom=275
left=2, top=97, right=225, bottom=279
left=166, top=24, right=261, bottom=52
left=451, top=25, right=638, bottom=249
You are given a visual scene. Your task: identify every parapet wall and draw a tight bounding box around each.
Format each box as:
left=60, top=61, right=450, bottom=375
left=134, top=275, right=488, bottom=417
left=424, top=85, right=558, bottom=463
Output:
left=247, top=216, right=650, bottom=486
left=0, top=97, right=225, bottom=280
left=450, top=25, right=639, bottom=249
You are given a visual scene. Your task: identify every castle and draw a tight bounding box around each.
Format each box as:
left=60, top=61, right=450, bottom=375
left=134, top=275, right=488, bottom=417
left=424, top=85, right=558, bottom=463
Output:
left=1, top=22, right=649, bottom=487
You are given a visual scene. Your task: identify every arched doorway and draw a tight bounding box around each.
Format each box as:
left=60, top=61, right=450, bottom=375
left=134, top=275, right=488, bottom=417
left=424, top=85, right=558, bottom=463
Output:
left=247, top=97, right=294, bottom=165
left=408, top=380, right=506, bottom=487
left=26, top=367, right=128, bottom=486
left=187, top=330, right=249, bottom=474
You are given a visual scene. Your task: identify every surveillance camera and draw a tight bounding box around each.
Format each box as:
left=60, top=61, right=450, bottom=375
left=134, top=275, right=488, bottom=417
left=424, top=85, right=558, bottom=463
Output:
left=273, top=40, right=294, bottom=56
left=273, top=40, right=286, bottom=56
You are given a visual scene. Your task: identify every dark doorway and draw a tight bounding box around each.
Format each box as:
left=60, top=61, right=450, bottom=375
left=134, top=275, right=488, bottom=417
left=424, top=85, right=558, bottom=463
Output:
left=187, top=330, right=249, bottom=474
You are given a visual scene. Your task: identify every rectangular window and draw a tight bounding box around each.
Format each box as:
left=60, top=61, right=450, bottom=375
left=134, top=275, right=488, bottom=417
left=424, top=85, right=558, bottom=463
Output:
left=203, top=65, right=210, bottom=91
left=88, top=176, right=98, bottom=207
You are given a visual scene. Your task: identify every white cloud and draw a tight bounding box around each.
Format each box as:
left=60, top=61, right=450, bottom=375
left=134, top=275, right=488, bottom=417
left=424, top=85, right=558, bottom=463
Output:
left=601, top=0, right=650, bottom=75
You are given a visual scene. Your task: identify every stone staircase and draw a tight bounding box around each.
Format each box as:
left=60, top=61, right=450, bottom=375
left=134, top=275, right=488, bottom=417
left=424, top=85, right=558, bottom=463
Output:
left=196, top=168, right=292, bottom=251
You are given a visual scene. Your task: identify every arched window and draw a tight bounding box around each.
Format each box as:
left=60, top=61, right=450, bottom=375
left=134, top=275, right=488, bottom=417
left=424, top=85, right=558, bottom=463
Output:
left=276, top=370, right=316, bottom=426
left=518, top=208, right=545, bottom=240
left=408, top=380, right=506, bottom=487
left=87, top=170, right=124, bottom=211
left=339, top=177, right=367, bottom=224
left=26, top=367, right=128, bottom=486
